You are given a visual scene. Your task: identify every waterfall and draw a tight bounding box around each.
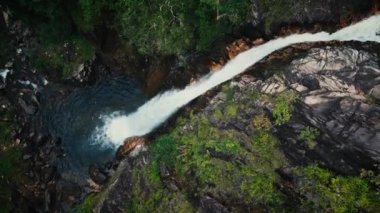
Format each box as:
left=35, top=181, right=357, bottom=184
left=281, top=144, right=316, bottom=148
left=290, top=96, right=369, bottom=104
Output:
left=97, top=15, right=380, bottom=147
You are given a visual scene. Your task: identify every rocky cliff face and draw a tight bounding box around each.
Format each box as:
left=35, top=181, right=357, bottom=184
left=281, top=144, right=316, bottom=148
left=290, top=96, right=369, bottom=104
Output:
left=274, top=44, right=380, bottom=174
left=82, top=43, right=380, bottom=212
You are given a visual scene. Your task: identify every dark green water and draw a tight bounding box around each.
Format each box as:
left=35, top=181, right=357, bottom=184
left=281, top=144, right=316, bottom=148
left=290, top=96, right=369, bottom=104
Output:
left=36, top=76, right=146, bottom=177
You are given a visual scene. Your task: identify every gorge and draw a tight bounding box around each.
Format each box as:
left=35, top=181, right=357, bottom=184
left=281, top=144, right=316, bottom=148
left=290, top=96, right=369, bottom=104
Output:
left=1, top=1, right=380, bottom=212
left=99, top=15, right=380, bottom=147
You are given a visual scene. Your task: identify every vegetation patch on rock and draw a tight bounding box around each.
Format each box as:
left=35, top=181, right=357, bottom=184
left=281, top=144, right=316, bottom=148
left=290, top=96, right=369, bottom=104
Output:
left=295, top=165, right=380, bottom=212
left=0, top=107, right=24, bottom=212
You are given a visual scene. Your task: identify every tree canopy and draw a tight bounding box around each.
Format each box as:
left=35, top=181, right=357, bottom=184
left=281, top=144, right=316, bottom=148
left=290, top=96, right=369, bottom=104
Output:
left=1, top=0, right=250, bottom=56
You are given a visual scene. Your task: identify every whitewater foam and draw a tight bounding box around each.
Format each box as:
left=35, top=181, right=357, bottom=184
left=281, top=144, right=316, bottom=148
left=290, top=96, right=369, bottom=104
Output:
left=96, top=15, right=380, bottom=147
left=0, top=69, right=10, bottom=79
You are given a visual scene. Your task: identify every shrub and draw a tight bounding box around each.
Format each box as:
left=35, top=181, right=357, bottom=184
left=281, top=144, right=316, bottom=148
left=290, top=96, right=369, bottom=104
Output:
left=150, top=134, right=178, bottom=169
left=272, top=91, right=298, bottom=125
left=0, top=113, right=24, bottom=212
left=360, top=169, right=380, bottom=187
left=297, top=165, right=380, bottom=212
left=258, top=0, right=293, bottom=33
left=240, top=172, right=283, bottom=205
left=299, top=127, right=320, bottom=149
left=252, top=114, right=272, bottom=131
left=75, top=194, right=96, bottom=213
left=221, top=84, right=234, bottom=104
left=225, top=105, right=238, bottom=118
left=213, top=108, right=224, bottom=119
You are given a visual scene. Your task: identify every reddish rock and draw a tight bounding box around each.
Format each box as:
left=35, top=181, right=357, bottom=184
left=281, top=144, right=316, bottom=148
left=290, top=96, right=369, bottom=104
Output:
left=117, top=136, right=147, bottom=158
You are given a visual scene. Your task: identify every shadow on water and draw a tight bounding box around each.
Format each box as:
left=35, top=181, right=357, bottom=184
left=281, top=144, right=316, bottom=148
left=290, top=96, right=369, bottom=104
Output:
left=35, top=76, right=146, bottom=178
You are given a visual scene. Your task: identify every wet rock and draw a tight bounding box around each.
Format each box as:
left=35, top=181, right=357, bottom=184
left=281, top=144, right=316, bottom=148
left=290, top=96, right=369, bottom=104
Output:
left=200, top=196, right=229, bottom=213
left=18, top=97, right=37, bottom=114
left=371, top=84, right=380, bottom=100
left=290, top=83, right=308, bottom=93
left=0, top=69, right=10, bottom=89
left=100, top=160, right=133, bottom=213
left=116, top=136, right=147, bottom=159
left=300, top=76, right=320, bottom=90
left=41, top=166, right=56, bottom=182
left=44, top=189, right=51, bottom=212
left=55, top=180, right=84, bottom=212
left=159, top=163, right=179, bottom=191
left=22, top=154, right=32, bottom=160
left=89, top=164, right=108, bottom=185
left=33, top=132, right=49, bottom=147
left=260, top=81, right=287, bottom=94
left=159, top=162, right=170, bottom=179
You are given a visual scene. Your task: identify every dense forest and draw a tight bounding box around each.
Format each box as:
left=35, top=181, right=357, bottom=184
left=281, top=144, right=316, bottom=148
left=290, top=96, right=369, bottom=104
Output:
left=1, top=0, right=250, bottom=78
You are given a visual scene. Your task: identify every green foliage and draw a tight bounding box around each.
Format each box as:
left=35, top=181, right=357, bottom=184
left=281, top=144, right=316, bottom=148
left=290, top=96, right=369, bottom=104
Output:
left=258, top=0, right=293, bottom=33
left=113, top=0, right=194, bottom=55
left=74, top=190, right=108, bottom=213
left=75, top=38, right=96, bottom=61
left=146, top=161, right=161, bottom=185
left=240, top=171, right=283, bottom=205
left=32, top=36, right=95, bottom=78
left=360, top=169, right=380, bottom=187
left=0, top=146, right=22, bottom=212
left=0, top=112, right=23, bottom=212
left=0, top=29, right=13, bottom=66
left=194, top=0, right=249, bottom=50
left=0, top=146, right=21, bottom=180
left=221, top=84, right=234, bottom=104
left=168, top=114, right=285, bottom=207
left=174, top=116, right=223, bottom=184
left=251, top=130, right=284, bottom=169
left=125, top=92, right=380, bottom=211
left=365, top=95, right=377, bottom=105
left=2, top=0, right=80, bottom=44
left=240, top=120, right=285, bottom=205
left=215, top=85, right=239, bottom=118
left=151, top=134, right=178, bottom=169
left=225, top=105, right=238, bottom=118
left=4, top=0, right=250, bottom=57
left=113, top=0, right=249, bottom=55
left=249, top=89, right=262, bottom=100
left=208, top=139, right=240, bottom=154
left=299, top=127, right=320, bottom=149
left=213, top=108, right=223, bottom=119
left=297, top=165, right=380, bottom=212
left=242, top=122, right=285, bottom=205
left=252, top=114, right=272, bottom=131
left=127, top=156, right=194, bottom=212
left=3, top=0, right=96, bottom=78
left=301, top=165, right=332, bottom=184
left=75, top=193, right=96, bottom=213
left=78, top=0, right=109, bottom=30
left=272, top=91, right=298, bottom=125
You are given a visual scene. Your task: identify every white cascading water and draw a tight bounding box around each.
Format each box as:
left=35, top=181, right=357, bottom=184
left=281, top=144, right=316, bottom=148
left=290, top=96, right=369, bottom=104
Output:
left=97, top=15, right=380, bottom=147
